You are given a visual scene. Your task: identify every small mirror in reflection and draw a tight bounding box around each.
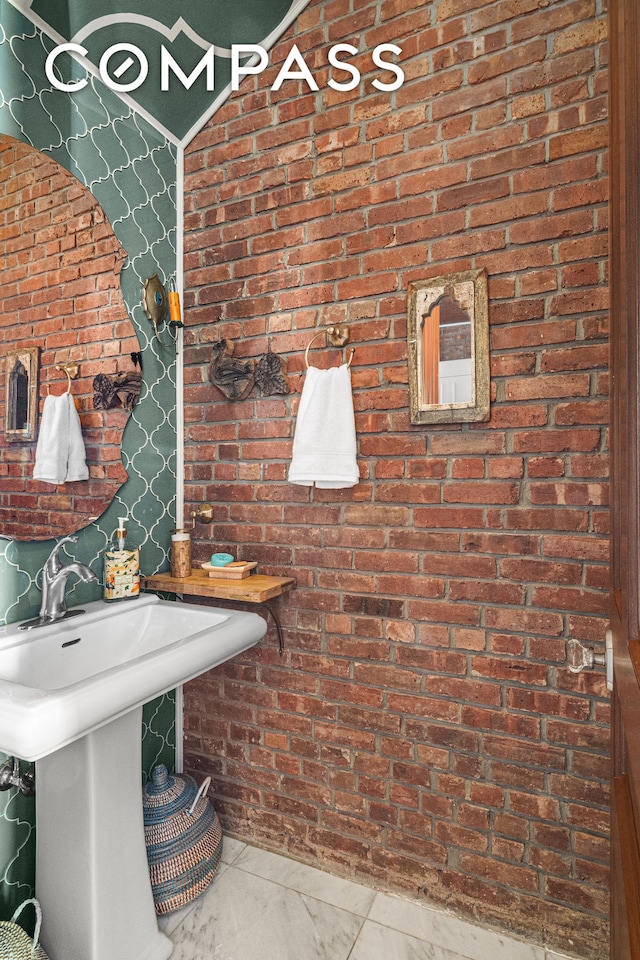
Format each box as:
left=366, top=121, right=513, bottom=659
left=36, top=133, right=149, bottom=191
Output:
left=4, top=347, right=39, bottom=442
left=10, top=359, right=29, bottom=430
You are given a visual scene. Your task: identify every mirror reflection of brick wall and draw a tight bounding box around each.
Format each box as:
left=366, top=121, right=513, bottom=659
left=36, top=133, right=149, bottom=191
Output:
left=0, top=136, right=136, bottom=539
left=438, top=296, right=472, bottom=362
left=439, top=321, right=471, bottom=362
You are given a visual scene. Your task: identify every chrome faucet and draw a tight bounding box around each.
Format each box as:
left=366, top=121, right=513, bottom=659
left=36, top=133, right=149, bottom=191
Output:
left=39, top=535, right=98, bottom=622
left=20, top=537, right=98, bottom=630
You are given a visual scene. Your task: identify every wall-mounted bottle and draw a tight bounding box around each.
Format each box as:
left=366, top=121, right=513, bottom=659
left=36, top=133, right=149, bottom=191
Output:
left=104, top=516, right=140, bottom=601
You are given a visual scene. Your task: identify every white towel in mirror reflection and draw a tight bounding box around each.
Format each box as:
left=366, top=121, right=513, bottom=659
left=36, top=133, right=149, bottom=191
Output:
left=33, top=392, right=89, bottom=485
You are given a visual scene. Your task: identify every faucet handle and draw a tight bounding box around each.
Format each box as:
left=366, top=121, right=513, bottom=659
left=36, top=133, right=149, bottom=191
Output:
left=49, top=535, right=78, bottom=556
left=56, top=535, right=78, bottom=547
left=45, top=535, right=79, bottom=573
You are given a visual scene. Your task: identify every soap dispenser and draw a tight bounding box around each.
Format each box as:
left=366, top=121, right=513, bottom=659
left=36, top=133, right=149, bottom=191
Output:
left=104, top=516, right=140, bottom=601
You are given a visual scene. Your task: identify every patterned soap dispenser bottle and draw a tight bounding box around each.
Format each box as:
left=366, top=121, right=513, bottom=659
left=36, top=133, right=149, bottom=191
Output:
left=104, top=516, right=141, bottom=601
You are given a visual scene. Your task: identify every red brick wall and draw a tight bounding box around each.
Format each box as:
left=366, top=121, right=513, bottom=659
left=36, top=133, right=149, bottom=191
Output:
left=182, top=1, right=610, bottom=955
left=0, top=136, right=135, bottom=539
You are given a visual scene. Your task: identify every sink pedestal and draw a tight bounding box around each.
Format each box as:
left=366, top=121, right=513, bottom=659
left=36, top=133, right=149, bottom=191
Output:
left=36, top=707, right=173, bottom=960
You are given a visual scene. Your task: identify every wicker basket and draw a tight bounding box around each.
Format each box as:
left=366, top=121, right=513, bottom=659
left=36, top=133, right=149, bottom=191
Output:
left=0, top=900, right=49, bottom=960
left=142, top=764, right=223, bottom=915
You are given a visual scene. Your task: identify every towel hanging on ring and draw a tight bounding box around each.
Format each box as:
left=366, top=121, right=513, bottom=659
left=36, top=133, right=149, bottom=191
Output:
left=288, top=361, right=359, bottom=489
left=33, top=392, right=89, bottom=485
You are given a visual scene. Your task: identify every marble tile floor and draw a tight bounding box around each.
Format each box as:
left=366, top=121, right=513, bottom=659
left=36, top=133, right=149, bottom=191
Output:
left=159, top=837, right=581, bottom=960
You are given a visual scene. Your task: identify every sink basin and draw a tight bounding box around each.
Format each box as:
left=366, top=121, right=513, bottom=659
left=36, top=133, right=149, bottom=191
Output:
left=0, top=593, right=266, bottom=761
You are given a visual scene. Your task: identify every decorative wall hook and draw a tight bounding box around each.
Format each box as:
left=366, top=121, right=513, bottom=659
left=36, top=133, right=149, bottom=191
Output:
left=93, top=370, right=142, bottom=411
left=207, top=337, right=290, bottom=399
left=208, top=339, right=256, bottom=400
left=255, top=345, right=290, bottom=396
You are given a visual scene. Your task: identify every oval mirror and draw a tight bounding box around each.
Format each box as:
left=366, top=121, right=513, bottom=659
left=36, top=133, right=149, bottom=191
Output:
left=0, top=135, right=139, bottom=541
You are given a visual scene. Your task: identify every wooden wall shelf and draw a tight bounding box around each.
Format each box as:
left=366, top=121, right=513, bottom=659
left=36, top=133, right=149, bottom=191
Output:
left=142, top=569, right=296, bottom=604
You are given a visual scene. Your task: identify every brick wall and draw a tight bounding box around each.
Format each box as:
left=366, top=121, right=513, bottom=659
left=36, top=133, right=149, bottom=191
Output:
left=439, top=316, right=471, bottom=361
left=0, top=136, right=135, bottom=538
left=181, top=1, right=610, bottom=955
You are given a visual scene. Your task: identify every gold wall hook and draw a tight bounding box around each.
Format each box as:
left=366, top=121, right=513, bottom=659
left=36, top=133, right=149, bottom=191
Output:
left=305, top=325, right=354, bottom=368
left=326, top=324, right=349, bottom=347
left=54, top=361, right=79, bottom=394
left=190, top=503, right=214, bottom=528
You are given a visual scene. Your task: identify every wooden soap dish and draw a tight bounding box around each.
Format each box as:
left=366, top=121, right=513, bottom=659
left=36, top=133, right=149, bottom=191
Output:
left=201, top=561, right=257, bottom=580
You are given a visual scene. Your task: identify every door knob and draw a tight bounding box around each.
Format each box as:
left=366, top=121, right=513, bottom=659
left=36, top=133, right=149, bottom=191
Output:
left=567, top=631, right=613, bottom=691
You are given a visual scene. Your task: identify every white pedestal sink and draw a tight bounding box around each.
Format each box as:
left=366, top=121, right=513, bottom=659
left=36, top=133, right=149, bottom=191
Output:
left=0, top=594, right=267, bottom=960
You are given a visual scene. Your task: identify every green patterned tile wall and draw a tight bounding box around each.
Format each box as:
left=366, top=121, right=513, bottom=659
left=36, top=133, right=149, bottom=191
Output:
left=0, top=3, right=178, bottom=920
left=11, top=0, right=299, bottom=142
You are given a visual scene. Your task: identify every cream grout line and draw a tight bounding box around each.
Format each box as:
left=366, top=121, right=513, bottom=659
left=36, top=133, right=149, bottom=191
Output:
left=344, top=916, right=369, bottom=960
left=347, top=919, right=474, bottom=960
left=230, top=845, right=375, bottom=905
left=221, top=838, right=249, bottom=866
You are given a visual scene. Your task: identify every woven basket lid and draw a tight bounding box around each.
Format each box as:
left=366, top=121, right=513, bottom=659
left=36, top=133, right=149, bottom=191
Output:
left=143, top=764, right=202, bottom=821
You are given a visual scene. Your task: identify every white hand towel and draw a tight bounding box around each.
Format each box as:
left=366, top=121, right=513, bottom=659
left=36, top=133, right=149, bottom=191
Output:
left=33, top=392, right=89, bottom=484
left=288, top=363, right=359, bottom=489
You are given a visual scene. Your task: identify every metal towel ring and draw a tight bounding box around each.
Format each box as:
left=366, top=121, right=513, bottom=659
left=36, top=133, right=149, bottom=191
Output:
left=305, top=325, right=355, bottom=369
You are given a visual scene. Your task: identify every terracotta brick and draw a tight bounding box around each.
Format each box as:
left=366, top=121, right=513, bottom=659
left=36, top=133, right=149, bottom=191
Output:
left=179, top=0, right=610, bottom=954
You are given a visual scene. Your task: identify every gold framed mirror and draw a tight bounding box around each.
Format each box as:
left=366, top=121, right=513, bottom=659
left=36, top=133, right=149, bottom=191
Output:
left=407, top=268, right=489, bottom=425
left=4, top=346, right=40, bottom=443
